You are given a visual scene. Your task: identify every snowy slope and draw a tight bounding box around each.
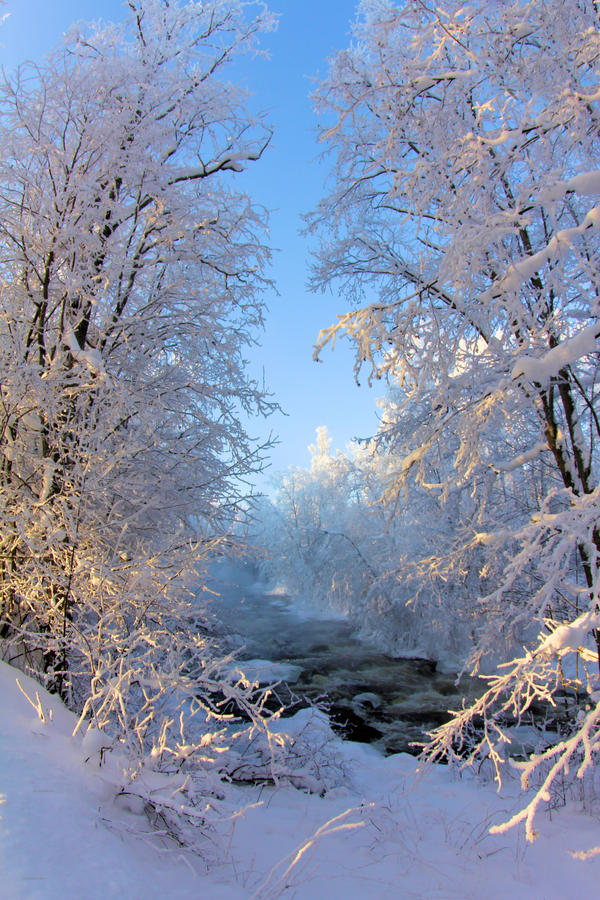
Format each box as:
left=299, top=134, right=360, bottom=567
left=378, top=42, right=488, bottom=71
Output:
left=1, top=660, right=599, bottom=899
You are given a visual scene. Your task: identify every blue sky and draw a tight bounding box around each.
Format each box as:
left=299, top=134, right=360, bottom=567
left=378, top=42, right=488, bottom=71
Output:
left=2, top=0, right=383, bottom=492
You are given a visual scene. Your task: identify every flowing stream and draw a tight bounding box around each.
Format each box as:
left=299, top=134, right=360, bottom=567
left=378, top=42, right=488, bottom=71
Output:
left=209, top=568, right=479, bottom=756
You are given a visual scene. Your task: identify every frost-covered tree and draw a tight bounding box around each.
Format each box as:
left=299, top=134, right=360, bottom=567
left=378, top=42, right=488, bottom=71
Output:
left=309, top=0, right=600, bottom=838
left=363, top=379, right=555, bottom=665
left=0, top=0, right=293, bottom=844
left=256, top=427, right=381, bottom=612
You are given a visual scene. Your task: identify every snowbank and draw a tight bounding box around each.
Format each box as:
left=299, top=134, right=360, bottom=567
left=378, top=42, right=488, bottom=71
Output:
left=1, top=661, right=600, bottom=899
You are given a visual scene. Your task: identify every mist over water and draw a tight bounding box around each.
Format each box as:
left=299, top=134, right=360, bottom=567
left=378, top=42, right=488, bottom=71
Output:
left=208, top=563, right=478, bottom=755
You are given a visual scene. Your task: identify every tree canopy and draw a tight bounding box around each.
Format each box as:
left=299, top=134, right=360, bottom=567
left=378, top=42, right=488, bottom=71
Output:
left=308, top=0, right=600, bottom=839
left=0, top=0, right=286, bottom=846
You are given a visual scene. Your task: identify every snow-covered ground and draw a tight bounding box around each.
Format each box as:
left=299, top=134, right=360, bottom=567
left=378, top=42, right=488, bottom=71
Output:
left=1, top=659, right=599, bottom=899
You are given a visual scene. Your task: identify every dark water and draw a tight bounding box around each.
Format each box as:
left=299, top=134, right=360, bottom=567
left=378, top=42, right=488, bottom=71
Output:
left=210, top=576, right=479, bottom=756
